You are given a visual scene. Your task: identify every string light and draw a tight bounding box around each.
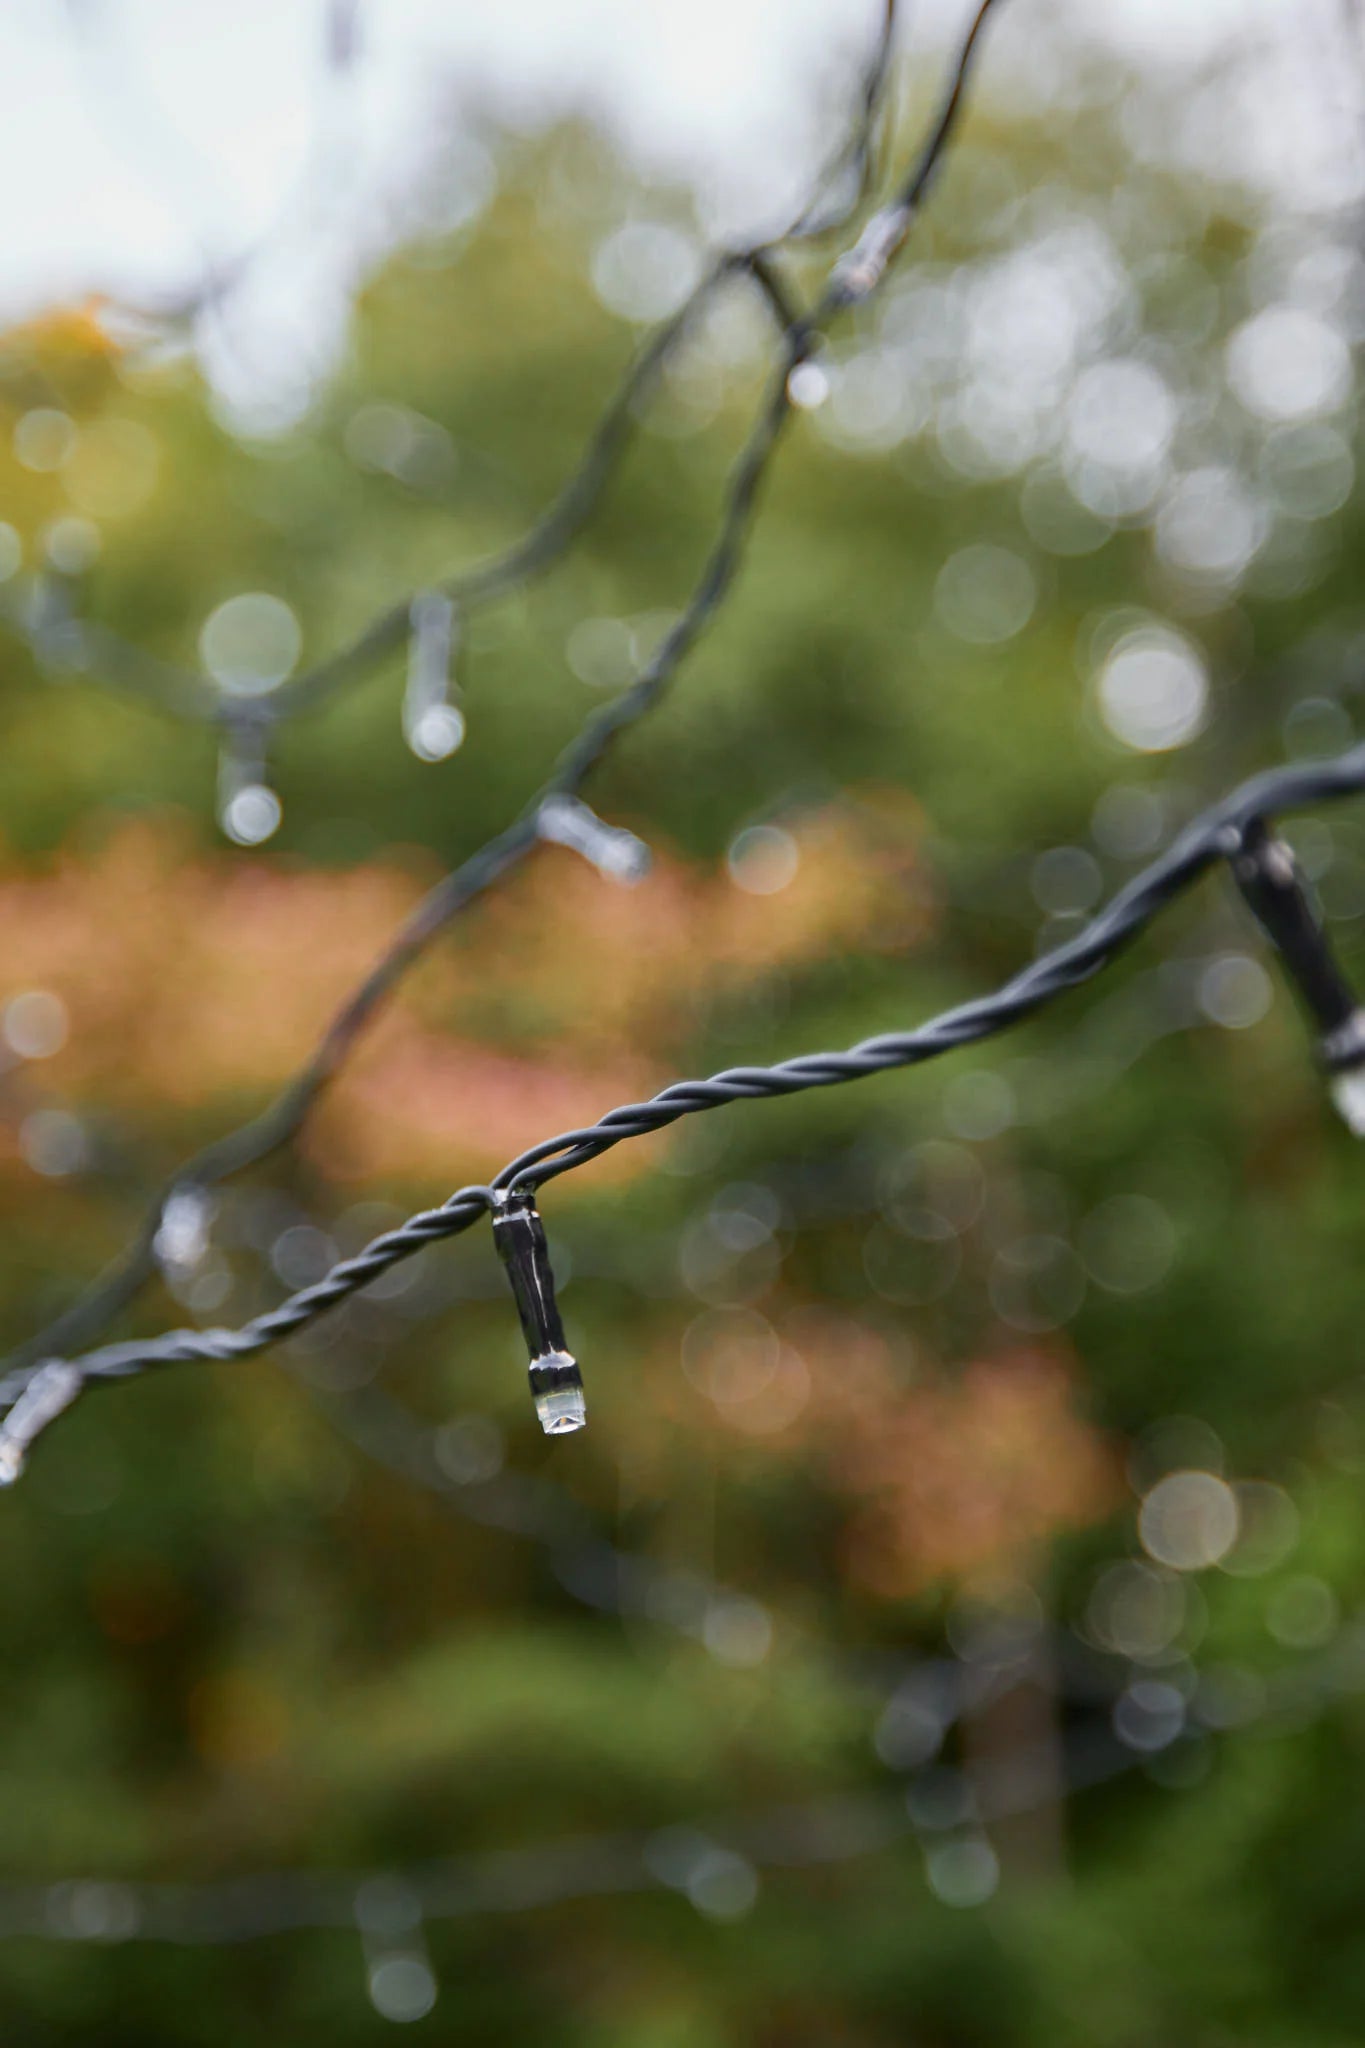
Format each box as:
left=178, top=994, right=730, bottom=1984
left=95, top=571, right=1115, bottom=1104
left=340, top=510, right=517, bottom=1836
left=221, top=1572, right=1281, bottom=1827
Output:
left=0, top=1599, right=1361, bottom=1953
left=403, top=592, right=465, bottom=762
left=0, top=1360, right=82, bottom=1485
left=217, top=714, right=282, bottom=845
left=152, top=1187, right=215, bottom=1279
left=1226, top=817, right=1365, bottom=1132
left=0, top=0, right=975, bottom=1398
left=535, top=793, right=651, bottom=883
left=491, top=1188, right=586, bottom=1435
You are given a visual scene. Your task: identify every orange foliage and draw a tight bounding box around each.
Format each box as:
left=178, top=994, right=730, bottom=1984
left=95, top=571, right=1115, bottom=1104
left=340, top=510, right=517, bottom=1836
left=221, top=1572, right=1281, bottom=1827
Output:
left=803, top=1318, right=1118, bottom=1596
left=4, top=298, right=120, bottom=364
left=0, top=794, right=931, bottom=1192
left=655, top=1306, right=1118, bottom=1597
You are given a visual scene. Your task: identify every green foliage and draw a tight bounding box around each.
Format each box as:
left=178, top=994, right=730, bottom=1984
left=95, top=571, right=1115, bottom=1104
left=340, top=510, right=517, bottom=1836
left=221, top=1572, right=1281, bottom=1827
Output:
left=2, top=85, right=1365, bottom=2046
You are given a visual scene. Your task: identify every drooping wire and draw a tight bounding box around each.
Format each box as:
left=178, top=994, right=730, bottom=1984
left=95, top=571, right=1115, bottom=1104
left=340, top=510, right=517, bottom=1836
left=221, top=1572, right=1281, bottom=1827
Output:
left=0, top=0, right=989, bottom=1385
left=7, top=739, right=1365, bottom=1458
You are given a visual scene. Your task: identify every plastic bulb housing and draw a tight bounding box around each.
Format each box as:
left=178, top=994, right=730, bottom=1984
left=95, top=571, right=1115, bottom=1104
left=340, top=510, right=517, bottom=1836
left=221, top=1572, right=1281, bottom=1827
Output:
left=536, top=793, right=650, bottom=885
left=491, top=1190, right=586, bottom=1436
left=404, top=593, right=462, bottom=761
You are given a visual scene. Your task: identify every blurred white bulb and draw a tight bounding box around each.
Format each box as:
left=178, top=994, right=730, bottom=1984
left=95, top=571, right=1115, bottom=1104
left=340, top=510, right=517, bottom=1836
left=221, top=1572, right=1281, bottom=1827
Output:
left=222, top=784, right=282, bottom=846
left=407, top=703, right=466, bottom=762
left=786, top=361, right=829, bottom=409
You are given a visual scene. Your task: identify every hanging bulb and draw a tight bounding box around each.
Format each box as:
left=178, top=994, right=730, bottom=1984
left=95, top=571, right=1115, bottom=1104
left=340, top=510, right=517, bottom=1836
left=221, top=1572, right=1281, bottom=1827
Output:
left=354, top=1878, right=438, bottom=2024
left=829, top=204, right=911, bottom=306
left=218, top=717, right=282, bottom=845
left=536, top=793, right=650, bottom=884
left=0, top=1360, right=83, bottom=1485
left=404, top=592, right=465, bottom=762
left=491, top=1189, right=586, bottom=1435
left=153, top=1186, right=214, bottom=1277
left=1228, top=819, right=1365, bottom=1131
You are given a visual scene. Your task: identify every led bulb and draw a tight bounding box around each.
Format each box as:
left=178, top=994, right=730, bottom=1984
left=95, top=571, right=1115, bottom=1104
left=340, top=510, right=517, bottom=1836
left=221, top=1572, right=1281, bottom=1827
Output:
left=221, top=783, right=282, bottom=845
left=491, top=1190, right=587, bottom=1437
left=404, top=593, right=463, bottom=761
left=536, top=793, right=650, bottom=885
left=1330, top=1068, right=1365, bottom=1137
left=528, top=1352, right=588, bottom=1436
left=217, top=720, right=280, bottom=845
left=408, top=702, right=465, bottom=762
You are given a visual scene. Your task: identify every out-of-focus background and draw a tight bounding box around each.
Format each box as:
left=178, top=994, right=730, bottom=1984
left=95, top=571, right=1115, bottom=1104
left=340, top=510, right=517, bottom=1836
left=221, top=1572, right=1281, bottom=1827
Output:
left=4, top=0, right=1365, bottom=2038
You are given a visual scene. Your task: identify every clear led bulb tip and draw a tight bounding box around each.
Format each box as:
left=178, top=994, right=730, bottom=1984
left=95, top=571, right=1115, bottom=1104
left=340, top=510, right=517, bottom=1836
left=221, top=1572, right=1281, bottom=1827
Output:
left=528, top=1352, right=588, bottom=1436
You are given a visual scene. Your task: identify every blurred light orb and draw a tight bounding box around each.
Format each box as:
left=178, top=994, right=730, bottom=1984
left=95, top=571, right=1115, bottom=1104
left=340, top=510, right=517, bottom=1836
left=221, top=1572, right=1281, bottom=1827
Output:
left=3, top=989, right=67, bottom=1060
left=1113, top=1678, right=1185, bottom=1752
left=989, top=1235, right=1085, bottom=1333
left=703, top=1596, right=772, bottom=1667
left=934, top=543, right=1035, bottom=644
left=681, top=1308, right=780, bottom=1408
left=185, top=1262, right=232, bottom=1314
left=434, top=1414, right=504, bottom=1486
left=1086, top=1560, right=1187, bottom=1659
left=20, top=1107, right=87, bottom=1177
left=1064, top=357, right=1176, bottom=515
left=367, top=1957, right=437, bottom=2024
left=786, top=361, right=829, bottom=409
left=881, top=1140, right=986, bottom=1232
left=566, top=615, right=635, bottom=690
left=13, top=407, right=75, bottom=472
left=408, top=703, right=465, bottom=762
left=727, top=824, right=798, bottom=894
left=1091, top=782, right=1165, bottom=858
left=592, top=221, right=700, bottom=322
left=1139, top=1469, right=1239, bottom=1570
left=935, top=384, right=1041, bottom=479
left=825, top=350, right=925, bottom=450
left=685, top=1847, right=759, bottom=1920
left=678, top=1209, right=781, bottom=1306
left=1019, top=464, right=1114, bottom=557
left=711, top=1182, right=782, bottom=1241
left=942, top=1069, right=1015, bottom=1141
left=1079, top=1193, right=1176, bottom=1294
left=1154, top=467, right=1264, bottom=584
left=1198, top=953, right=1272, bottom=1030
left=1130, top=1415, right=1226, bottom=1493
left=201, top=593, right=302, bottom=698
left=64, top=418, right=159, bottom=518
left=863, top=1216, right=960, bottom=1306
left=875, top=1689, right=947, bottom=1769
left=923, top=1837, right=999, bottom=1909
left=43, top=516, right=101, bottom=575
left=1265, top=1574, right=1339, bottom=1648
left=0, top=523, right=20, bottom=581
left=1197, top=1664, right=1267, bottom=1730
left=1096, top=626, right=1208, bottom=752
left=1260, top=422, right=1354, bottom=520
left=1226, top=306, right=1352, bottom=423
left=1283, top=696, right=1353, bottom=761
left=1224, top=1481, right=1299, bottom=1578
left=271, top=1225, right=336, bottom=1289
left=1031, top=845, right=1102, bottom=914
left=222, top=784, right=283, bottom=847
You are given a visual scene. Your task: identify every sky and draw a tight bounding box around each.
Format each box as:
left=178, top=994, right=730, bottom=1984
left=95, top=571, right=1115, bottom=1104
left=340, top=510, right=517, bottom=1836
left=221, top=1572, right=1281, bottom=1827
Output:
left=0, top=0, right=1356, bottom=415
